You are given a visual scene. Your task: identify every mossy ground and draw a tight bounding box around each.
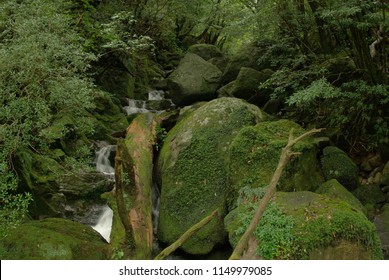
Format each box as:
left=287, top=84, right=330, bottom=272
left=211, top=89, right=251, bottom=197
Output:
left=0, top=218, right=109, bottom=260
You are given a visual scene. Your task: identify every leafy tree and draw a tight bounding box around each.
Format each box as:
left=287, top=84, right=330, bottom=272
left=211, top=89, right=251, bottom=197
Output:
left=0, top=0, right=98, bottom=235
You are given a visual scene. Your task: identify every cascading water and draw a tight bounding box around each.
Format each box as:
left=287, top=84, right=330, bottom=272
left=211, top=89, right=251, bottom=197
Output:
left=91, top=144, right=116, bottom=242
left=123, top=99, right=149, bottom=115
left=92, top=205, right=113, bottom=243
left=95, top=145, right=116, bottom=177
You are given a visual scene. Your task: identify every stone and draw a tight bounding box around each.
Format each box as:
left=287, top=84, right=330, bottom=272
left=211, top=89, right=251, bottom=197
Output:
left=320, top=146, right=359, bottom=191
left=316, top=179, right=365, bottom=214
left=157, top=97, right=266, bottom=255
left=352, top=184, right=386, bottom=206
left=221, top=41, right=273, bottom=84
left=188, top=44, right=223, bottom=61
left=225, top=191, right=383, bottom=260
left=59, top=172, right=114, bottom=199
left=216, top=81, right=235, bottom=98
left=230, top=67, right=274, bottom=106
left=0, top=218, right=109, bottom=259
left=228, top=119, right=323, bottom=207
left=167, top=53, right=222, bottom=106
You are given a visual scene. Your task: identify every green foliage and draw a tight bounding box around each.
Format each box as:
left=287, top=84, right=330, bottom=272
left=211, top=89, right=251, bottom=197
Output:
left=235, top=187, right=296, bottom=259
left=235, top=189, right=383, bottom=259
left=0, top=0, right=99, bottom=235
left=287, top=79, right=389, bottom=149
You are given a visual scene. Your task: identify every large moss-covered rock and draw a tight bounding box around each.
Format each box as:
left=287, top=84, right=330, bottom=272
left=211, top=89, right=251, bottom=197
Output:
left=14, top=149, right=63, bottom=218
left=0, top=218, right=109, bottom=259
left=228, top=119, right=323, bottom=208
left=188, top=44, right=223, bottom=61
left=231, top=67, right=273, bottom=106
left=316, top=179, right=365, bottom=214
left=221, top=41, right=271, bottom=84
left=167, top=53, right=222, bottom=106
left=157, top=97, right=266, bottom=254
left=320, top=146, right=359, bottom=191
left=225, top=191, right=383, bottom=260
left=59, top=172, right=113, bottom=199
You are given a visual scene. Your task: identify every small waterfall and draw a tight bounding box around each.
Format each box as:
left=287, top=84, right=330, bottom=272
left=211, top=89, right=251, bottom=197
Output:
left=92, top=145, right=116, bottom=242
left=123, top=99, right=149, bottom=115
left=92, top=205, right=113, bottom=243
left=95, top=145, right=116, bottom=177
left=148, top=90, right=165, bottom=100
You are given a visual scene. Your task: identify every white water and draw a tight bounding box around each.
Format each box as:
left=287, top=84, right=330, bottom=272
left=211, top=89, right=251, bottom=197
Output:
left=92, top=145, right=115, bottom=242
left=124, top=90, right=171, bottom=116
left=92, top=205, right=113, bottom=243
left=148, top=90, right=165, bottom=100
left=123, top=99, right=149, bottom=115
left=95, top=145, right=116, bottom=176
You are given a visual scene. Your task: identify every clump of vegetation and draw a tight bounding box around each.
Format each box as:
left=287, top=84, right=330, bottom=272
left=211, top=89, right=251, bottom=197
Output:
left=286, top=79, right=389, bottom=149
left=233, top=188, right=383, bottom=259
left=0, top=0, right=97, bottom=235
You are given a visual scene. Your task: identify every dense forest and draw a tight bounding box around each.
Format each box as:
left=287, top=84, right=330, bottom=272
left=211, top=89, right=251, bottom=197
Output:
left=0, top=0, right=388, bottom=260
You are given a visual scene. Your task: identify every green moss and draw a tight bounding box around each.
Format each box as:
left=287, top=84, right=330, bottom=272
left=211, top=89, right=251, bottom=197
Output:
left=228, top=119, right=323, bottom=208
left=158, top=97, right=265, bottom=254
left=0, top=218, right=109, bottom=259
left=316, top=179, right=366, bottom=214
left=321, top=146, right=359, bottom=190
left=226, top=191, right=383, bottom=260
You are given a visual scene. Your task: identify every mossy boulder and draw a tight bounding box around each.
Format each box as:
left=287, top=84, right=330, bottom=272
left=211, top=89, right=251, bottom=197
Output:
left=0, top=218, right=109, bottom=259
left=352, top=184, right=386, bottom=206
left=228, top=119, right=323, bottom=208
left=157, top=97, right=266, bottom=254
left=320, top=146, right=359, bottom=191
left=231, top=67, right=274, bottom=106
left=217, top=81, right=235, bottom=98
left=188, top=44, right=223, bottom=61
left=14, top=149, right=63, bottom=218
left=59, top=172, right=114, bottom=199
left=167, top=53, right=222, bottom=106
left=316, top=179, right=365, bottom=214
left=225, top=191, right=383, bottom=260
left=221, top=41, right=271, bottom=84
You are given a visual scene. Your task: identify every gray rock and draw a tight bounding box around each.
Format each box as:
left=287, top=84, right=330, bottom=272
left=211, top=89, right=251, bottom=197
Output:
left=167, top=53, right=222, bottom=106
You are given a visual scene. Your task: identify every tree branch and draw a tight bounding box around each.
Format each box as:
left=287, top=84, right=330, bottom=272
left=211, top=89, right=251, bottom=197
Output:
left=154, top=209, right=219, bottom=260
left=229, top=128, right=324, bottom=260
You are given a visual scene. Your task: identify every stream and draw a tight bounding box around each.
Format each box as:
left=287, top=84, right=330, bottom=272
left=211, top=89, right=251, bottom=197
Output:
left=91, top=90, right=168, bottom=244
